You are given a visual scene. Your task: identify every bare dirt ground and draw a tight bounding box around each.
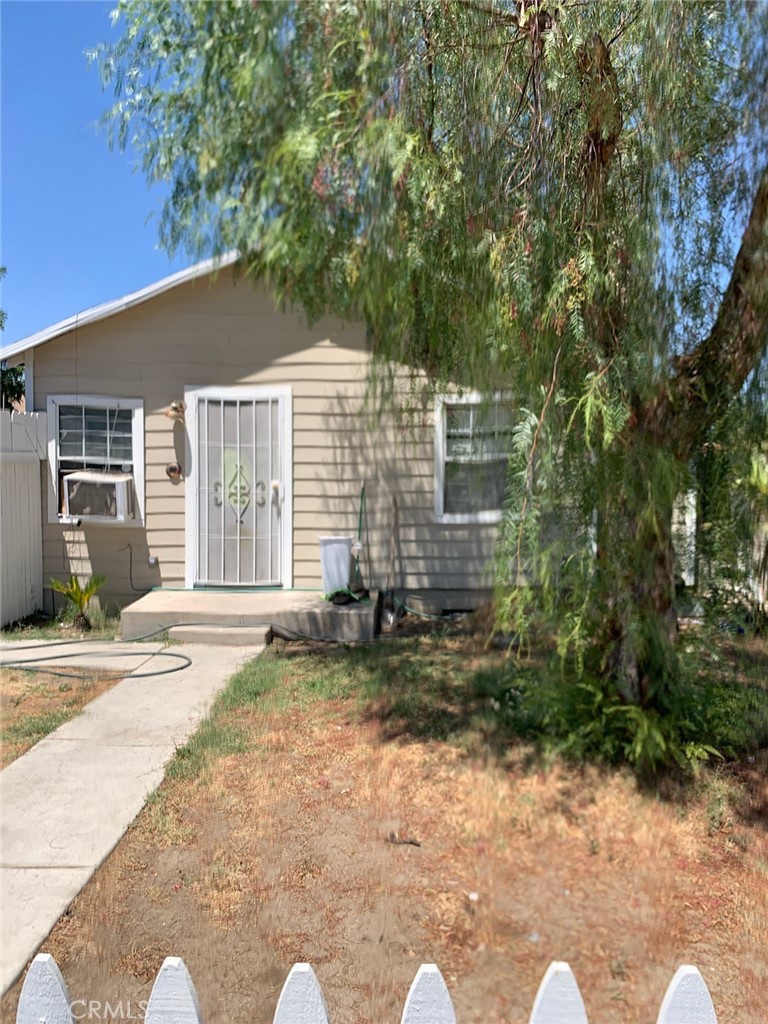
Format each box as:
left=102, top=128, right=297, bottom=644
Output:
left=0, top=668, right=122, bottom=767
left=1, top=635, right=766, bottom=1024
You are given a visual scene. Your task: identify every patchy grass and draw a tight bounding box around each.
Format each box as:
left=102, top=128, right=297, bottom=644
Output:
left=141, top=789, right=196, bottom=847
left=0, top=668, right=123, bottom=766
left=2, top=626, right=766, bottom=1024
left=165, top=654, right=287, bottom=781
left=1, top=609, right=121, bottom=642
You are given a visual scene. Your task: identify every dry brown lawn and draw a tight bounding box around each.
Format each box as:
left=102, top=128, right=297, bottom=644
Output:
left=1, top=631, right=766, bottom=1024
left=0, top=668, right=122, bottom=767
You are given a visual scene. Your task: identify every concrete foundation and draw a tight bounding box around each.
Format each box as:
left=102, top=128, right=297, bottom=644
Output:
left=120, top=589, right=381, bottom=644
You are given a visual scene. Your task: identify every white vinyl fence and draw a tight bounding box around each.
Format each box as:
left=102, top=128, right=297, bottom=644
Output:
left=16, top=953, right=720, bottom=1024
left=0, top=411, right=46, bottom=627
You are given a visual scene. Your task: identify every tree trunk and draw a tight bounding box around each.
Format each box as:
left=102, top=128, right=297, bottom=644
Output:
left=594, top=450, right=678, bottom=706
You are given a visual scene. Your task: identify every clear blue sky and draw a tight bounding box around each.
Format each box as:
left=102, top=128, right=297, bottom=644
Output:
left=1, top=0, right=188, bottom=348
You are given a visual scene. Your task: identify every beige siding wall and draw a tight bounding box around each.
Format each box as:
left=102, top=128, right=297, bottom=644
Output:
left=33, top=268, right=498, bottom=606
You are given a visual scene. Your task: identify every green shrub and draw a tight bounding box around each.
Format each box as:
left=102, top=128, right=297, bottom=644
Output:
left=487, top=654, right=768, bottom=777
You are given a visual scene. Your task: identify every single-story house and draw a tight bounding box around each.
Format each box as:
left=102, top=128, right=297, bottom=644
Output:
left=1, top=256, right=510, bottom=611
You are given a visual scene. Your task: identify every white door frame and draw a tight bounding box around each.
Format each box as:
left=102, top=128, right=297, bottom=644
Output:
left=184, top=385, right=293, bottom=588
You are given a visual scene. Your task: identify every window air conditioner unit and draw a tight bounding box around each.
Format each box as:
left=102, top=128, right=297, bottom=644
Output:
left=64, top=471, right=135, bottom=522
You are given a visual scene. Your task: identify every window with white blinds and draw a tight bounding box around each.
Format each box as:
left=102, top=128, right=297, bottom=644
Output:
left=435, top=395, right=513, bottom=523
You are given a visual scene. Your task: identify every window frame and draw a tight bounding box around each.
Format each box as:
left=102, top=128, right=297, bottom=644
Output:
left=46, top=395, right=145, bottom=526
left=434, top=392, right=512, bottom=525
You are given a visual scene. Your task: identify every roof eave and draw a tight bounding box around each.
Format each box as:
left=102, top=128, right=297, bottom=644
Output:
left=0, top=251, right=240, bottom=363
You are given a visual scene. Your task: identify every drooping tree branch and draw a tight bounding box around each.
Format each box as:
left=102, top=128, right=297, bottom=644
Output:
left=578, top=31, right=622, bottom=210
left=577, top=31, right=624, bottom=359
left=660, top=166, right=768, bottom=455
left=454, top=0, right=552, bottom=34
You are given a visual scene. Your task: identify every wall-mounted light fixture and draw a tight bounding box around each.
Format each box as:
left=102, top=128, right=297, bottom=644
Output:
left=164, top=400, right=186, bottom=424
left=166, top=462, right=183, bottom=482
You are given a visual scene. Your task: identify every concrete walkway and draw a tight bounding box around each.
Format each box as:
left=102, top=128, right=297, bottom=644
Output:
left=0, top=640, right=260, bottom=994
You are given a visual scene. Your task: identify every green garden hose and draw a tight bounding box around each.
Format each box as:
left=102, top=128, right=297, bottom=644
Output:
left=353, top=483, right=365, bottom=586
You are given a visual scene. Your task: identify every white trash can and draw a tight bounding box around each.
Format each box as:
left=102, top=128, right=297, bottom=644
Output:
left=318, top=536, right=353, bottom=595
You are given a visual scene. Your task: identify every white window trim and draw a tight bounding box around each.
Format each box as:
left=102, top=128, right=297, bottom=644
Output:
left=46, top=395, right=145, bottom=526
left=434, top=392, right=508, bottom=525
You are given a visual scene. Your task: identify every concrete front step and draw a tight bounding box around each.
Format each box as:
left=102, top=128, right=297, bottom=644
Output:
left=167, top=625, right=271, bottom=646
left=121, top=589, right=380, bottom=644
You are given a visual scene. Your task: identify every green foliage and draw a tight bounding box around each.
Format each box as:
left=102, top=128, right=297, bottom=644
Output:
left=0, top=363, right=25, bottom=409
left=49, top=574, right=106, bottom=629
left=0, top=266, right=23, bottom=410
left=94, top=2, right=768, bottom=721
left=94, top=3, right=766, bottom=383
left=490, top=654, right=768, bottom=777
left=693, top=369, right=768, bottom=626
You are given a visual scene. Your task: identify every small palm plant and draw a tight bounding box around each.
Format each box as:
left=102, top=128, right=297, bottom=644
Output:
left=49, top=574, right=106, bottom=630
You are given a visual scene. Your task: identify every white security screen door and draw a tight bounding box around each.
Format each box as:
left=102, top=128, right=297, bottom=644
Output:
left=192, top=391, right=288, bottom=586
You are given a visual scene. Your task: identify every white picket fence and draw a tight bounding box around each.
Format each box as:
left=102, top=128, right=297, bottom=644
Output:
left=16, top=953, right=720, bottom=1024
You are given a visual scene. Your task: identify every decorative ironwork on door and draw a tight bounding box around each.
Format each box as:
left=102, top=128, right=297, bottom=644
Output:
left=197, top=397, right=282, bottom=585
